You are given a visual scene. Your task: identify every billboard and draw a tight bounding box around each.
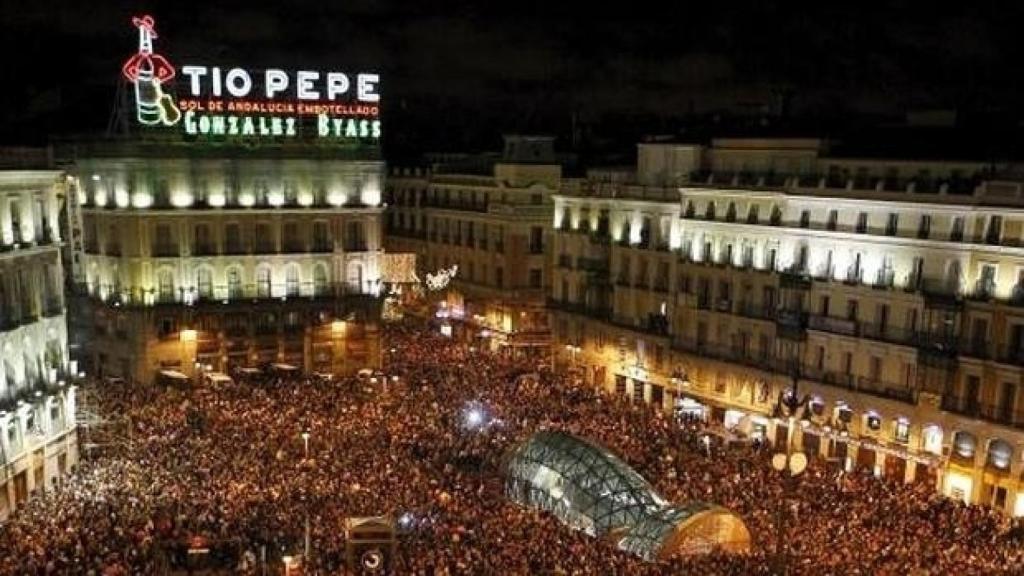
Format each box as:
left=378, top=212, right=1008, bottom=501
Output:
left=121, top=15, right=381, bottom=141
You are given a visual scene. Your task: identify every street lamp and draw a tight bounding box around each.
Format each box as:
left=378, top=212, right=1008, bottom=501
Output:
left=301, top=429, right=310, bottom=458
left=771, top=364, right=806, bottom=576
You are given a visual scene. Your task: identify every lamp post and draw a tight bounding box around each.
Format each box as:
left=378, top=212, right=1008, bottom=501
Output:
left=301, top=429, right=310, bottom=458
left=772, top=365, right=806, bottom=575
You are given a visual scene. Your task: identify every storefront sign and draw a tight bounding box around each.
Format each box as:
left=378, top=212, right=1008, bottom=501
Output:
left=122, top=15, right=381, bottom=141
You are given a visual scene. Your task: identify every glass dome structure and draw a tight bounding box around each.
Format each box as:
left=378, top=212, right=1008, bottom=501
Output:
left=503, top=430, right=751, bottom=561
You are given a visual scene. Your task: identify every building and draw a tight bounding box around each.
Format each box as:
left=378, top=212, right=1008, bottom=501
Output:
left=551, top=137, right=1024, bottom=515
left=0, top=149, right=78, bottom=520
left=61, top=139, right=385, bottom=383
left=384, top=136, right=558, bottom=353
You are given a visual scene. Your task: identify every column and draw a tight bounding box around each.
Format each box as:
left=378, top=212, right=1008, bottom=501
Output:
left=0, top=195, right=11, bottom=245
left=46, top=186, right=60, bottom=243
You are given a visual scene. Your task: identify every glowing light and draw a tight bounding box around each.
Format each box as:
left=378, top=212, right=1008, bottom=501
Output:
left=131, top=192, right=153, bottom=208
left=331, top=320, right=346, bottom=335
left=122, top=15, right=180, bottom=126
left=327, top=190, right=347, bottom=206
left=170, top=190, right=193, bottom=208
left=297, top=191, right=314, bottom=206
left=425, top=265, right=458, bottom=291
left=207, top=192, right=226, bottom=207
left=267, top=190, right=285, bottom=207
left=238, top=192, right=255, bottom=207
left=179, top=329, right=197, bottom=342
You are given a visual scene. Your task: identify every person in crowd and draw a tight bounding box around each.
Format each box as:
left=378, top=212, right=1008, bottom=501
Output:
left=1, top=319, right=1020, bottom=575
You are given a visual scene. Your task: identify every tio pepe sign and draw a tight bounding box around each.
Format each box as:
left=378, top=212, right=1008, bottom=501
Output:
left=122, top=15, right=381, bottom=141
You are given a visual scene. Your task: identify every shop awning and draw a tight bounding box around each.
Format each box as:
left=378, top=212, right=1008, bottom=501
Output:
left=159, top=370, right=189, bottom=381
left=238, top=367, right=262, bottom=375
left=358, top=368, right=374, bottom=377
left=271, top=363, right=298, bottom=372
left=205, top=372, right=233, bottom=384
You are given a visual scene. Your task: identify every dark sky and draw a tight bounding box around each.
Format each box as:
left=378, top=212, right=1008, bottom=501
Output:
left=2, top=0, right=1022, bottom=154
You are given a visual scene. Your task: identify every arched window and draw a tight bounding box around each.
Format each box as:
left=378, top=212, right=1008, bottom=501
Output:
left=196, top=268, right=213, bottom=300
left=157, top=269, right=175, bottom=303
left=256, top=267, right=272, bottom=298
left=347, top=262, right=364, bottom=294
left=313, top=265, right=328, bottom=296
left=227, top=268, right=242, bottom=299
left=286, top=265, right=300, bottom=297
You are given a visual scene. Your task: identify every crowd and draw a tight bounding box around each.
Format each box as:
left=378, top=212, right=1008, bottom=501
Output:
left=2, top=318, right=1024, bottom=574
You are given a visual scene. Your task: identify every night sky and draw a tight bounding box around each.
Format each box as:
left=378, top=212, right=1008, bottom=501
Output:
left=2, top=1, right=1023, bottom=156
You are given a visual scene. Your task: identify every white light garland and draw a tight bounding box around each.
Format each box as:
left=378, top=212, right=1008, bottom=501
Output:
left=424, top=265, right=458, bottom=291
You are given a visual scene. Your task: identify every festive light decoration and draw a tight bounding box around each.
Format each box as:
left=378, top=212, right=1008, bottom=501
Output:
left=380, top=253, right=419, bottom=284
left=122, top=15, right=180, bottom=126
left=424, top=265, right=458, bottom=291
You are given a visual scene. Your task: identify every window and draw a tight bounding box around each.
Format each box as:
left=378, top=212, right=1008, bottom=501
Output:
left=885, top=213, right=898, bottom=236
left=313, top=265, right=328, bottom=296
left=856, top=212, right=868, bottom=233
left=799, top=210, right=810, bottom=228
left=769, top=205, right=782, bottom=225
left=725, top=202, right=737, bottom=222
left=950, top=217, right=964, bottom=242
left=346, top=221, right=367, bottom=251
left=194, top=224, right=212, bottom=255
left=225, top=223, right=242, bottom=254
left=986, top=215, right=1003, bottom=244
left=153, top=224, right=174, bottom=256
left=705, top=202, right=716, bottom=220
left=196, top=268, right=212, bottom=299
left=529, top=269, right=542, bottom=288
left=826, top=210, right=838, bottom=231
left=747, top=204, right=759, bottom=224
left=286, top=266, right=300, bottom=297
left=917, top=215, right=931, bottom=239
left=282, top=221, right=301, bottom=252
left=157, top=269, right=175, bottom=302
left=846, top=299, right=859, bottom=321
left=312, top=221, right=330, bottom=252
left=256, top=268, right=271, bottom=298
left=227, top=268, right=242, bottom=299
left=869, top=356, right=882, bottom=382
left=819, top=295, right=830, bottom=316
left=254, top=223, right=273, bottom=253
left=495, top=267, right=504, bottom=288
left=530, top=227, right=544, bottom=254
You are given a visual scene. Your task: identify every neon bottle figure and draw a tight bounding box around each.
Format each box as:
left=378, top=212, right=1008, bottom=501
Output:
left=122, top=15, right=179, bottom=127
left=134, top=56, right=161, bottom=125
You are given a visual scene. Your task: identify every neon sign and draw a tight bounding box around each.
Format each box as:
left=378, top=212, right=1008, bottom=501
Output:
left=122, top=16, right=180, bottom=126
left=122, top=15, right=381, bottom=141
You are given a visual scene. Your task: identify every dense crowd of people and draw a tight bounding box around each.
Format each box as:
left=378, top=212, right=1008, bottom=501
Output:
left=2, top=318, right=1024, bottom=574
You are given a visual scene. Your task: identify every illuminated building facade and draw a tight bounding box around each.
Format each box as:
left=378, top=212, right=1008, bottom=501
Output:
left=0, top=150, right=78, bottom=520
left=552, top=137, right=1024, bottom=514
left=62, top=140, right=384, bottom=383
left=385, top=136, right=557, bottom=352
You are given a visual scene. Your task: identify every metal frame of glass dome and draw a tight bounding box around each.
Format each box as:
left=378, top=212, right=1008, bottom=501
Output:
left=503, top=430, right=751, bottom=561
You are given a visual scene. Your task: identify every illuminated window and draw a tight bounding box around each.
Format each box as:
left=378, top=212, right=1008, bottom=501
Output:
left=893, top=418, right=909, bottom=443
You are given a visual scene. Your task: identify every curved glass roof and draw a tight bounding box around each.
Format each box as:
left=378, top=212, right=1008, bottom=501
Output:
left=504, top=430, right=750, bottom=561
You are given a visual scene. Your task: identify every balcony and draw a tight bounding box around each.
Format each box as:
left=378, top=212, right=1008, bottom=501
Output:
left=780, top=270, right=811, bottom=290
left=807, top=314, right=858, bottom=337
left=344, top=241, right=369, bottom=252
left=311, top=241, right=333, bottom=253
